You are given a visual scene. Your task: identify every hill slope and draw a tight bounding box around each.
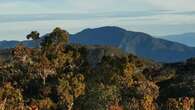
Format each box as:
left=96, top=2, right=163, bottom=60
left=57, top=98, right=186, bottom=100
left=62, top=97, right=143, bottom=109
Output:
left=162, top=32, right=195, bottom=47
left=70, top=26, right=195, bottom=62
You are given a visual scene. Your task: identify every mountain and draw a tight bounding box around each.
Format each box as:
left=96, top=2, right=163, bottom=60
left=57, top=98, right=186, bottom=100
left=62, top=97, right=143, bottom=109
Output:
left=0, top=26, right=195, bottom=62
left=70, top=26, right=195, bottom=62
left=162, top=32, right=195, bottom=47
left=1, top=27, right=195, bottom=110
left=0, top=39, right=42, bottom=48
left=0, top=40, right=19, bottom=48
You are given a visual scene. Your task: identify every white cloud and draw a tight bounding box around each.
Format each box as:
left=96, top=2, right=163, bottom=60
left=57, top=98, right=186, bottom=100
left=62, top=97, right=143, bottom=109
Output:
left=0, top=2, right=45, bottom=14
left=1, top=12, right=195, bottom=40
left=0, top=0, right=154, bottom=14
left=0, top=0, right=195, bottom=40
left=146, top=0, right=195, bottom=11
left=1, top=0, right=195, bottom=14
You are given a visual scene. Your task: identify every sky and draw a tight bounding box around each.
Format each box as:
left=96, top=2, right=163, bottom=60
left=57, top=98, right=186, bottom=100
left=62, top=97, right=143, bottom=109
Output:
left=1, top=0, right=195, bottom=40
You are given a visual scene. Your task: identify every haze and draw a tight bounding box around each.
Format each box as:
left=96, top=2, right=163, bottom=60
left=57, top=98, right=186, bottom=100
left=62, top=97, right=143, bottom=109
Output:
left=1, top=0, right=195, bottom=40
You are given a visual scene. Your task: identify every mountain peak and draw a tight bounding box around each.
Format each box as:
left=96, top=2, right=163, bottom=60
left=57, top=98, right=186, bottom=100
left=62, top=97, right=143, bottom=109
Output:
left=95, top=26, right=126, bottom=31
left=80, top=26, right=126, bottom=33
left=71, top=26, right=195, bottom=62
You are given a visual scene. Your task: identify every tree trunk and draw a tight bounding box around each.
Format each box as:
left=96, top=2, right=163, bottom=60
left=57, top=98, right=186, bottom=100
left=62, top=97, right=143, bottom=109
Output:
left=0, top=98, right=7, bottom=110
left=68, top=103, right=74, bottom=110
left=43, top=77, right=46, bottom=85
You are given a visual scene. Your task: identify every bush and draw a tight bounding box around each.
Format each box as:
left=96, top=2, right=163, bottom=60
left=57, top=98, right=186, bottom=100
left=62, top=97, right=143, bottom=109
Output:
left=0, top=83, right=24, bottom=110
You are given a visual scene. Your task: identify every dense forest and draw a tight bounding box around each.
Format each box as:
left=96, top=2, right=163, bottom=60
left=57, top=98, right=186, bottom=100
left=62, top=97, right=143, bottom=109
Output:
left=0, top=27, right=195, bottom=110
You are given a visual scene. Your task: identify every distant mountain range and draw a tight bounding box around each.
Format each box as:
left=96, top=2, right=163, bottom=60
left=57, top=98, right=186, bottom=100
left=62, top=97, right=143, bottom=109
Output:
left=162, top=32, right=195, bottom=47
left=0, top=40, right=37, bottom=48
left=0, top=26, right=195, bottom=62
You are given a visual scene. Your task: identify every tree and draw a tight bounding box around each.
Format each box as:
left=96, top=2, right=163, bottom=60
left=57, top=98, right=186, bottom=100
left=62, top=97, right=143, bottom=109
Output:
left=38, top=97, right=56, bottom=110
left=41, top=27, right=69, bottom=51
left=57, top=73, right=85, bottom=110
left=51, top=27, right=69, bottom=44
left=26, top=31, right=40, bottom=48
left=29, top=55, right=56, bottom=85
left=11, top=44, right=32, bottom=64
left=162, top=97, right=194, bottom=110
left=0, top=83, right=24, bottom=110
left=26, top=31, right=40, bottom=40
left=123, top=81, right=159, bottom=110
left=95, top=56, right=134, bottom=88
left=127, top=96, right=157, bottom=110
left=75, top=84, right=121, bottom=110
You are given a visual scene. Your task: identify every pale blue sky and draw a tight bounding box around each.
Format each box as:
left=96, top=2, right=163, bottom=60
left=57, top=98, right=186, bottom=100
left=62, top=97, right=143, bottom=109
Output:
left=1, top=0, right=195, bottom=40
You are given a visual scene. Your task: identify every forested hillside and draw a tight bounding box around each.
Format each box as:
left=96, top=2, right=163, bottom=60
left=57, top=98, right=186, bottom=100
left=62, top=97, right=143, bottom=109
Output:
left=0, top=28, right=194, bottom=110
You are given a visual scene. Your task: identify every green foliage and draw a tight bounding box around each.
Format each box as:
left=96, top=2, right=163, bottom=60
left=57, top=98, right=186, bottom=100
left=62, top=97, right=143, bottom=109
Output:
left=143, top=67, right=176, bottom=83
left=41, top=27, right=69, bottom=51
left=75, top=84, right=121, bottom=110
left=51, top=27, right=69, bottom=44
left=94, top=56, right=134, bottom=88
left=57, top=73, right=85, bottom=110
left=0, top=83, right=24, bottom=110
left=26, top=31, right=40, bottom=40
left=30, top=55, right=56, bottom=85
left=122, top=81, right=159, bottom=110
left=125, top=81, right=159, bottom=99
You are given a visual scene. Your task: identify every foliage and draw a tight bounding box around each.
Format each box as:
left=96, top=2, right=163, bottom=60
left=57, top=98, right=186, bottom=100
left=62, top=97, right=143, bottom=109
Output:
left=94, top=56, right=134, bottom=88
left=37, top=97, right=56, bottom=110
left=41, top=27, right=69, bottom=51
left=26, top=31, right=40, bottom=40
left=0, top=28, right=194, bottom=110
left=125, top=81, right=159, bottom=99
left=57, top=73, right=85, bottom=110
left=162, top=97, right=194, bottom=110
left=127, top=96, right=157, bottom=110
left=0, top=83, right=24, bottom=110
left=75, top=84, right=121, bottom=110
left=11, top=44, right=32, bottom=64
left=122, top=81, right=159, bottom=110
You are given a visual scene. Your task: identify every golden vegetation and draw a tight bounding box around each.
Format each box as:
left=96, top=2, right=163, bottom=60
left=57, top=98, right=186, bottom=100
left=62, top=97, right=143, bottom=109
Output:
left=0, top=27, right=194, bottom=110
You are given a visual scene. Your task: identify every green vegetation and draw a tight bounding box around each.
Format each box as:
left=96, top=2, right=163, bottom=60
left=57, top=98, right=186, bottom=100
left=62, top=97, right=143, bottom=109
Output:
left=26, top=31, right=40, bottom=40
left=0, top=27, right=194, bottom=110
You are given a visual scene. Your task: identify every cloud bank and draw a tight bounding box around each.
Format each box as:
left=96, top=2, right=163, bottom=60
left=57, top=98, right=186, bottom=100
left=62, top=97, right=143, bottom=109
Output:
left=0, top=0, right=195, bottom=40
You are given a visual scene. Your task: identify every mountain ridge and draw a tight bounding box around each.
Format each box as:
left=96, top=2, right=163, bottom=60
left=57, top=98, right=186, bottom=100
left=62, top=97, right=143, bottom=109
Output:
left=70, top=26, right=195, bottom=62
left=162, top=32, right=195, bottom=47
left=1, top=26, right=195, bottom=62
